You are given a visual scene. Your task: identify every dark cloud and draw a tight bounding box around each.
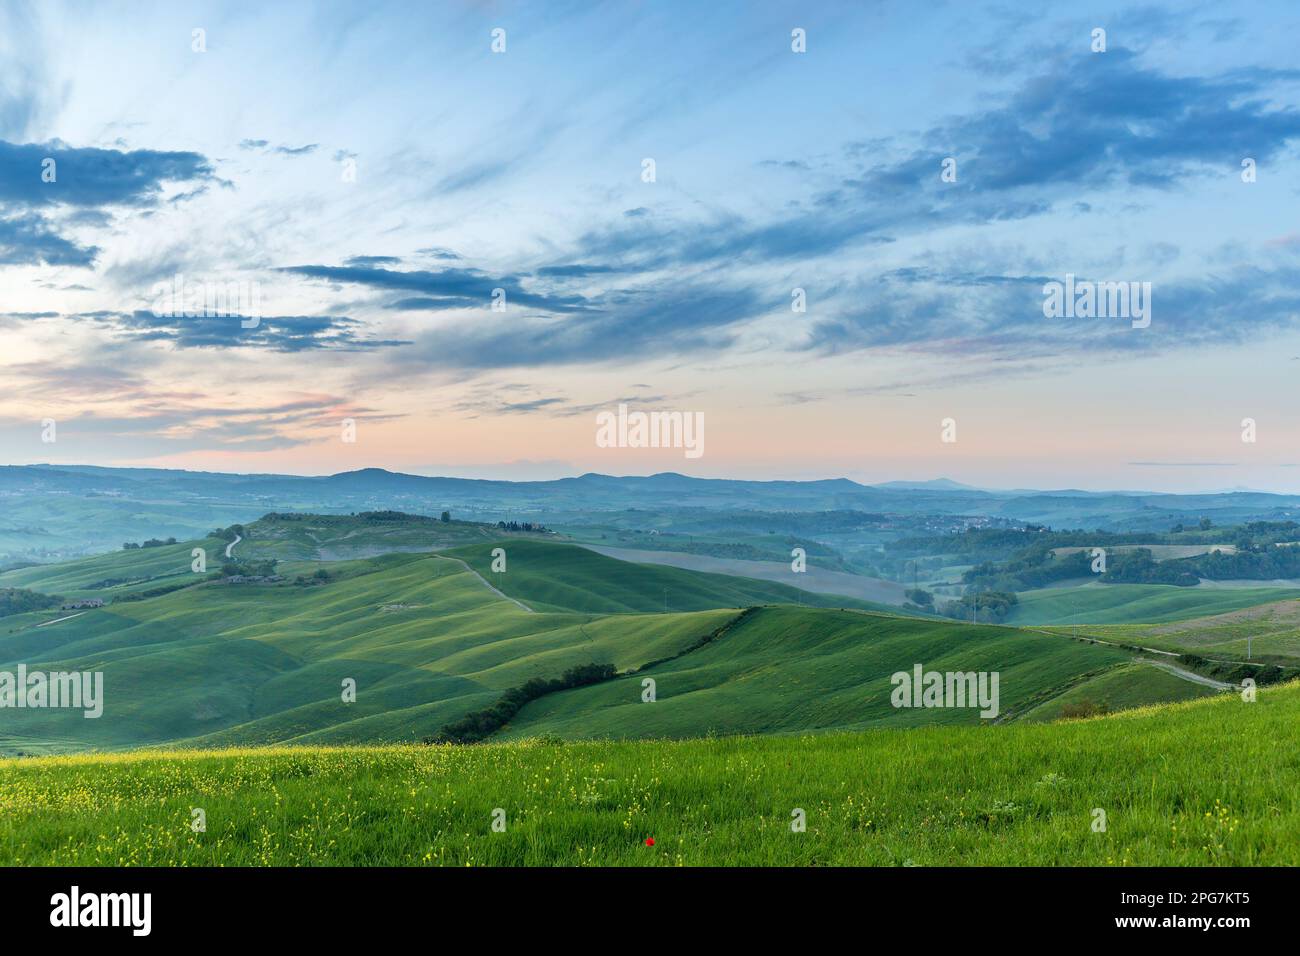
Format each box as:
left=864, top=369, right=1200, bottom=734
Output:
left=281, top=264, right=592, bottom=313
left=416, top=246, right=462, bottom=260
left=0, top=212, right=98, bottom=265
left=0, top=139, right=214, bottom=208
left=382, top=296, right=480, bottom=311
left=534, top=263, right=625, bottom=278
left=102, top=310, right=411, bottom=353
left=344, top=255, right=402, bottom=267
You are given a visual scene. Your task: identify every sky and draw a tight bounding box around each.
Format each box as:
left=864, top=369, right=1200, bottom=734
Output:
left=2, top=0, right=1300, bottom=491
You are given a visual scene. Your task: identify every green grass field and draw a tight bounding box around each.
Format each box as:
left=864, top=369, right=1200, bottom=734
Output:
left=0, top=550, right=748, bottom=753
left=2, top=682, right=1295, bottom=866
left=0, top=537, right=937, bottom=755
left=1005, top=582, right=1300, bottom=626
left=499, top=606, right=1128, bottom=739
left=0, top=536, right=227, bottom=600
left=1019, top=661, right=1219, bottom=722
left=233, top=513, right=499, bottom=562
left=1, top=533, right=1236, bottom=755
left=1040, top=598, right=1300, bottom=665
left=445, top=539, right=896, bottom=614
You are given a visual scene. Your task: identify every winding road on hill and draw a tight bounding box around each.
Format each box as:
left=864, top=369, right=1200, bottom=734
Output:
left=441, top=556, right=534, bottom=612
left=1136, top=658, right=1235, bottom=691
left=225, top=534, right=241, bottom=558
left=1029, top=628, right=1240, bottom=691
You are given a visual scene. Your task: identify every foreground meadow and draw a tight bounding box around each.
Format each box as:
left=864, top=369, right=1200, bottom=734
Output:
left=2, top=683, right=1296, bottom=866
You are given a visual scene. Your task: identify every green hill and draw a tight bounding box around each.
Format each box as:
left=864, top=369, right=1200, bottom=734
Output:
left=230, top=512, right=500, bottom=562
left=1005, top=582, right=1300, bottom=626
left=0, top=534, right=1222, bottom=757
left=1018, top=661, right=1218, bottom=722
left=0, top=550, right=739, bottom=754
left=1042, top=597, right=1300, bottom=665
left=444, top=539, right=895, bottom=614
left=2, top=682, right=1295, bottom=865
left=0, top=536, right=227, bottom=600
left=498, top=606, right=1128, bottom=740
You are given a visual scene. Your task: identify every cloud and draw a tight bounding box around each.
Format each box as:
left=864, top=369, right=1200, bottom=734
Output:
left=0, top=139, right=214, bottom=208
left=449, top=387, right=672, bottom=419
left=0, top=212, right=98, bottom=265
left=554, top=51, right=1300, bottom=277
left=534, top=263, right=626, bottom=278
left=800, top=263, right=1300, bottom=360
left=99, top=310, right=412, bottom=353
left=0, top=139, right=214, bottom=268
left=392, top=284, right=763, bottom=372
left=280, top=263, right=593, bottom=313
left=239, top=140, right=319, bottom=157
left=344, top=255, right=402, bottom=267
left=416, top=246, right=462, bottom=260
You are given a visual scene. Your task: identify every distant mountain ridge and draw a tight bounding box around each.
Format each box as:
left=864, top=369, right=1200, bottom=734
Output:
left=12, top=462, right=1297, bottom=503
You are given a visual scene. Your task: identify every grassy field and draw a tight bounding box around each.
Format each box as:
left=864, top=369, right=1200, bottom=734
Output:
left=499, top=606, right=1128, bottom=739
left=1043, top=597, right=1300, bottom=665
left=0, top=536, right=227, bottom=600
left=0, top=550, right=742, bottom=753
left=0, top=533, right=1233, bottom=757
left=233, top=513, right=499, bottom=562
left=1005, top=582, right=1300, bottom=626
left=1019, top=661, right=1219, bottom=722
left=2, top=682, right=1295, bottom=866
left=446, top=539, right=897, bottom=614
left=0, top=538, right=936, bottom=755
left=576, top=544, right=908, bottom=605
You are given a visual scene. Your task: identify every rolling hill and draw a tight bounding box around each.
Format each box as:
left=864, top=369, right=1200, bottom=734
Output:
left=443, top=539, right=896, bottom=614
left=1044, top=597, right=1300, bottom=665
left=0, top=548, right=751, bottom=754
left=1005, top=582, right=1300, bottom=626
left=497, top=606, right=1129, bottom=740
left=0, top=521, right=1247, bottom=760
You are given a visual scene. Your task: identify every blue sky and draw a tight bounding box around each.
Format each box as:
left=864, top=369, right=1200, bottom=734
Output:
left=2, top=0, right=1300, bottom=490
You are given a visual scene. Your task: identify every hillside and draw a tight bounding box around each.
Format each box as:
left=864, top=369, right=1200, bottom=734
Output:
left=1005, top=582, right=1300, bottom=626
left=0, top=550, right=741, bottom=753
left=1045, top=597, right=1300, bottom=665
left=0, top=531, right=1236, bottom=757
left=0, top=536, right=228, bottom=600
left=2, top=682, right=1295, bottom=865
left=230, top=512, right=502, bottom=562
left=1018, top=661, right=1218, bottom=722
left=498, top=606, right=1128, bottom=740
left=444, top=539, right=896, bottom=614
